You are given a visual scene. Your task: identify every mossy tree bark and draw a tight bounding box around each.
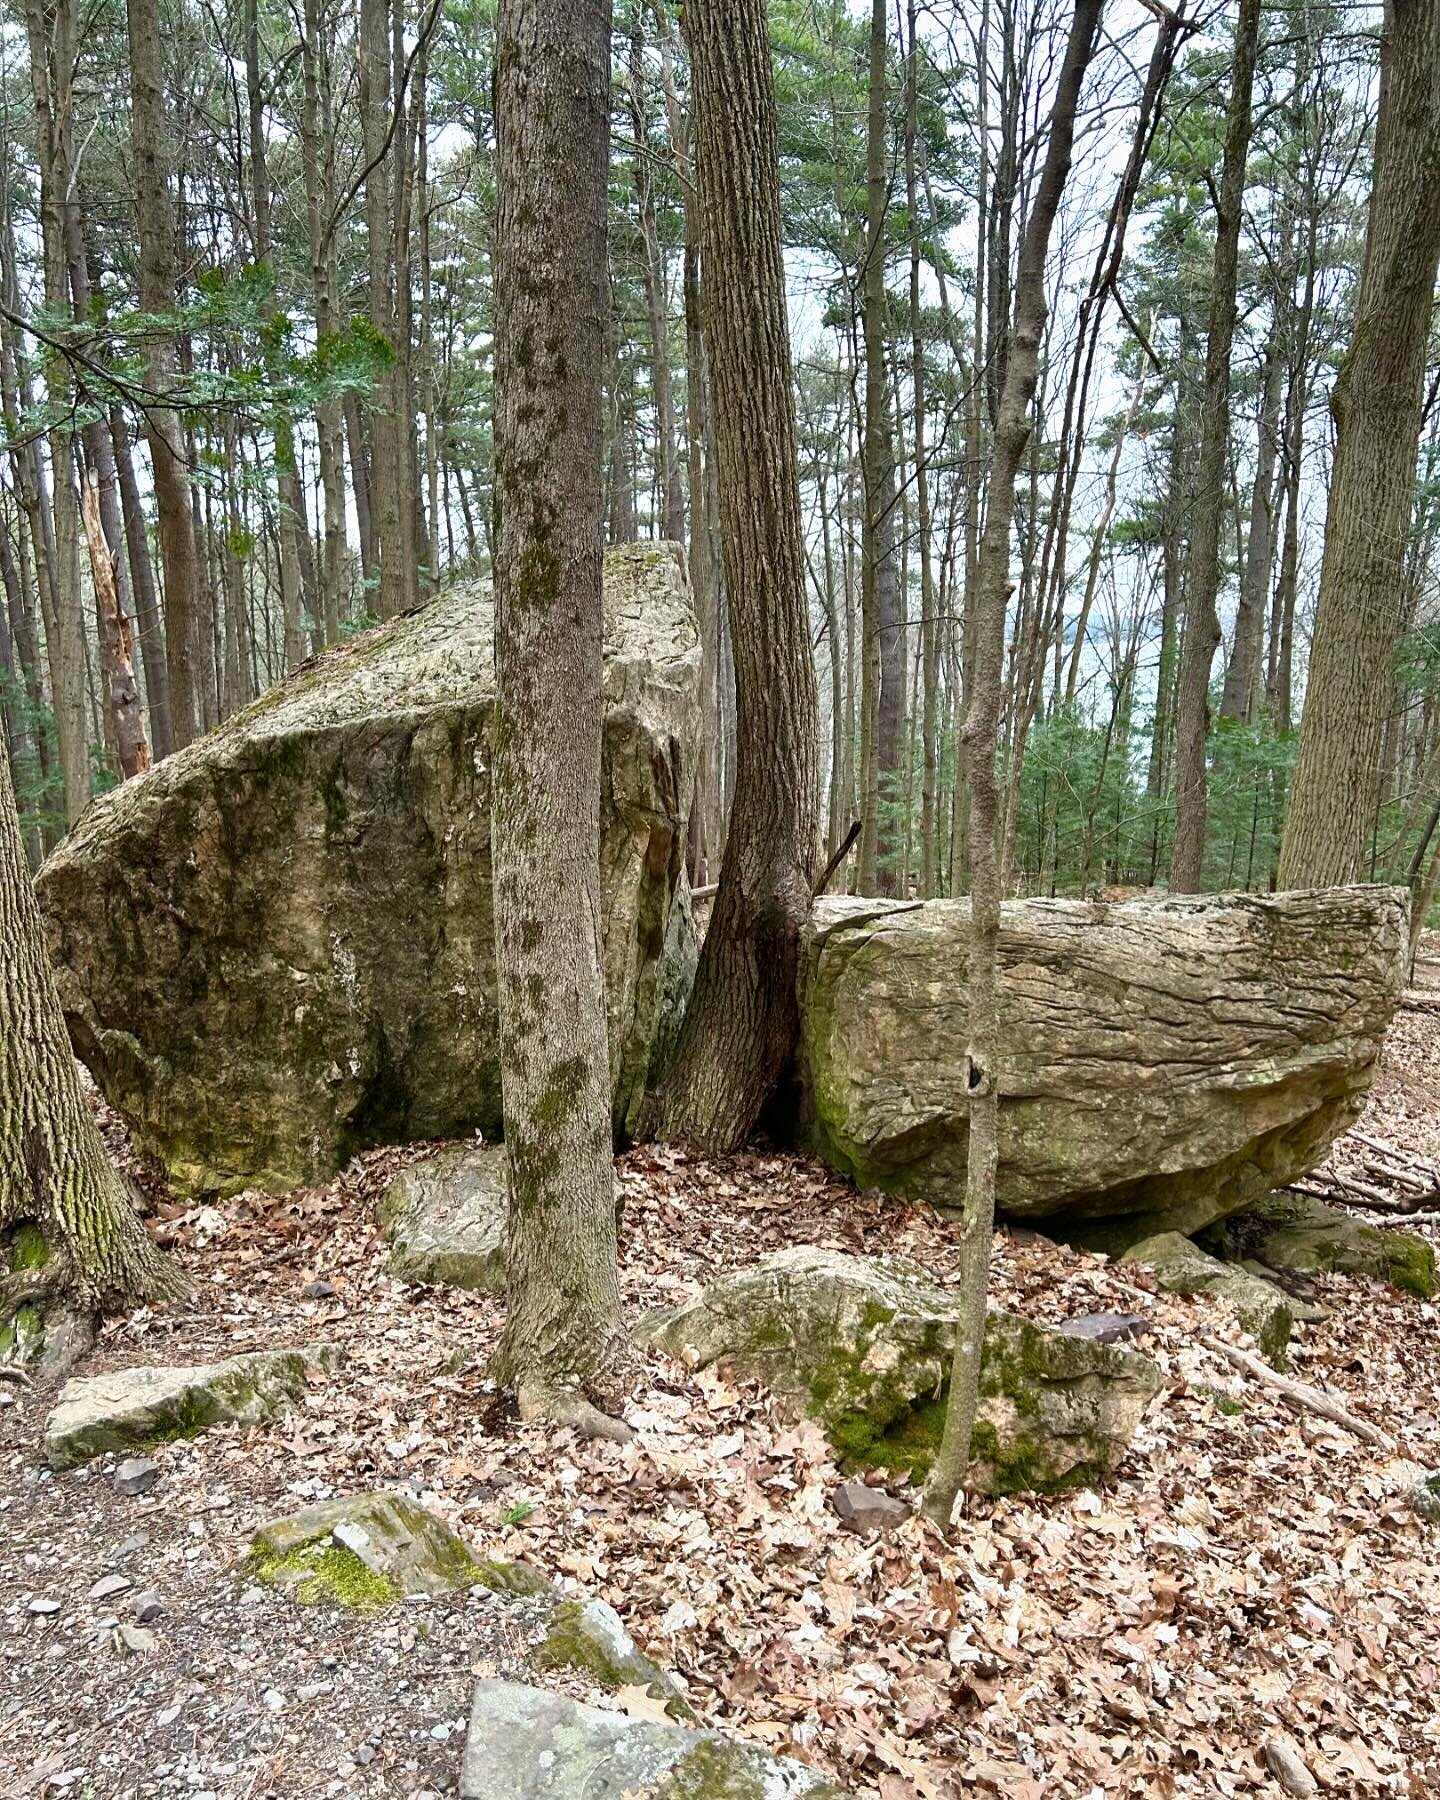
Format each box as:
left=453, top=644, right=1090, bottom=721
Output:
left=645, top=0, right=820, bottom=1152
left=1277, top=0, right=1440, bottom=888
left=0, top=743, right=178, bottom=1368
left=923, top=0, right=1103, bottom=1528
left=488, top=0, right=628, bottom=1427
left=1167, top=0, right=1261, bottom=894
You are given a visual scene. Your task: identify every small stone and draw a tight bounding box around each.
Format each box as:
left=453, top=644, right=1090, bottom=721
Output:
left=1057, top=1311, right=1150, bottom=1344
left=28, top=1597, right=62, bottom=1616
left=117, top=1623, right=157, bottom=1654
left=1262, top=1735, right=1318, bottom=1798
left=90, top=1574, right=132, bottom=1602
left=354, top=1744, right=375, bottom=1766
left=263, top=1688, right=286, bottom=1712
left=830, top=1480, right=910, bottom=1532
left=132, top=1591, right=164, bottom=1622
left=113, top=1457, right=160, bottom=1496
left=302, top=1280, right=336, bottom=1300
left=115, top=1531, right=150, bottom=1557
left=239, top=1586, right=267, bottom=1606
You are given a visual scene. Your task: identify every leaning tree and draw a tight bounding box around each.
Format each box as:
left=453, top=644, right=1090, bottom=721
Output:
left=645, top=0, right=821, bottom=1153
left=0, top=744, right=179, bottom=1372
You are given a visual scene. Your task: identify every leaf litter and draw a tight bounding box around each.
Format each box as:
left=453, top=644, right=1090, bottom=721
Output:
left=2, top=1036, right=1438, bottom=1799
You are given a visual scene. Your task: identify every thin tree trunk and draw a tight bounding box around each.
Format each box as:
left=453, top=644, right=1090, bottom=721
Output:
left=109, top=409, right=172, bottom=759
left=923, top=0, right=1103, bottom=1528
left=1168, top=0, right=1261, bottom=893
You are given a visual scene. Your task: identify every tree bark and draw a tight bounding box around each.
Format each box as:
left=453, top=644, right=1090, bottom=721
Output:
left=646, top=0, right=820, bottom=1151
left=1278, top=0, right=1440, bottom=888
left=488, top=0, right=628, bottom=1421
left=127, top=0, right=200, bottom=750
left=1168, top=0, right=1261, bottom=893
left=0, top=738, right=178, bottom=1370
left=923, top=0, right=1102, bottom=1528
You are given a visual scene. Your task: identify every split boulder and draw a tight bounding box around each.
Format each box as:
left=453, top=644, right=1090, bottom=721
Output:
left=800, top=887, right=1406, bottom=1237
left=37, top=544, right=700, bottom=1196
left=1120, top=1232, right=1298, bottom=1366
left=642, top=1247, right=1161, bottom=1493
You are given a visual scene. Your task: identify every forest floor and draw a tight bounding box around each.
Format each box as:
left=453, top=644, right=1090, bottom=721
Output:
left=3, top=1018, right=1440, bottom=1800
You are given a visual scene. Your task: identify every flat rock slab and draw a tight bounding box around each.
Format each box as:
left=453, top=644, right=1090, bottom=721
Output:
left=45, top=1345, right=341, bottom=1471
left=1122, top=1233, right=1297, bottom=1366
left=800, top=887, right=1406, bottom=1237
left=248, top=1490, right=551, bottom=1609
left=1203, top=1192, right=1436, bottom=1298
left=460, top=1680, right=846, bottom=1798
left=38, top=544, right=699, bottom=1196
left=643, top=1247, right=1161, bottom=1494
left=378, top=1143, right=508, bottom=1290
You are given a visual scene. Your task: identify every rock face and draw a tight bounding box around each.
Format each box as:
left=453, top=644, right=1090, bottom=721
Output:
left=460, top=1681, right=845, bottom=1799
left=1201, top=1191, right=1436, bottom=1298
left=38, top=544, right=700, bottom=1196
left=1121, top=1232, right=1297, bottom=1365
left=643, top=1248, right=1161, bottom=1493
left=378, top=1143, right=509, bottom=1290
left=247, top=1490, right=549, bottom=1609
left=45, top=1345, right=340, bottom=1470
left=800, top=887, right=1406, bottom=1236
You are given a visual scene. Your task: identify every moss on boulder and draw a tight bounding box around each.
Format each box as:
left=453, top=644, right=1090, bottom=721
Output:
left=530, top=1597, right=692, bottom=1719
left=1201, top=1191, right=1436, bottom=1299
left=37, top=544, right=700, bottom=1196
left=1121, top=1231, right=1297, bottom=1366
left=642, top=1248, right=1161, bottom=1493
left=248, top=1489, right=551, bottom=1610
left=44, top=1344, right=342, bottom=1471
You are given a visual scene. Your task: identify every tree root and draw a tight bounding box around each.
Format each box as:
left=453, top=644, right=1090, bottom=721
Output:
left=515, top=1380, right=635, bottom=1445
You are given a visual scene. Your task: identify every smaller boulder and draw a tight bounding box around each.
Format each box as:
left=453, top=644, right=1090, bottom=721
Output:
left=529, top=1597, right=691, bottom=1718
left=248, top=1490, right=551, bottom=1610
left=1203, top=1192, right=1436, bottom=1298
left=460, top=1680, right=846, bottom=1798
left=113, top=1457, right=160, bottom=1496
left=1121, top=1233, right=1296, bottom=1366
left=45, top=1346, right=341, bottom=1471
left=1409, top=1470, right=1440, bottom=1525
left=830, top=1479, right=909, bottom=1532
left=378, top=1144, right=509, bottom=1291
left=642, top=1248, right=1161, bottom=1494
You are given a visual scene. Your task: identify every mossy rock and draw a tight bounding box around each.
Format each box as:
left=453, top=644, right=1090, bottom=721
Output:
left=1121, top=1231, right=1296, bottom=1366
left=378, top=1142, right=509, bottom=1290
left=459, top=1680, right=846, bottom=1797
left=798, top=887, right=1406, bottom=1235
left=642, top=1247, right=1162, bottom=1493
left=43, top=1344, right=342, bottom=1471
left=1202, top=1192, right=1435, bottom=1299
left=37, top=544, right=701, bottom=1196
left=530, top=1597, right=692, bottom=1720
left=248, top=1489, right=551, bottom=1610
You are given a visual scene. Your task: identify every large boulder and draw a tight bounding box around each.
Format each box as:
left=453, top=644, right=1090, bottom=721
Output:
left=643, top=1248, right=1162, bottom=1493
left=800, top=887, right=1406, bottom=1236
left=38, top=545, right=700, bottom=1196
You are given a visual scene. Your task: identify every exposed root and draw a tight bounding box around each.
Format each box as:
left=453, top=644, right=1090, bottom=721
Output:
left=515, top=1380, right=636, bottom=1445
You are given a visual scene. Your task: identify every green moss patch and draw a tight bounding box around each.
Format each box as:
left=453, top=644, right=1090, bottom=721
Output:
left=248, top=1542, right=400, bottom=1613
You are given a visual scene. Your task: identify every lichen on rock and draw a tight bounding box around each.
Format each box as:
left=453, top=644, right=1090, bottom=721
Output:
left=1201, top=1190, right=1436, bottom=1298
left=641, top=1247, right=1161, bottom=1493
left=529, top=1597, right=692, bottom=1719
left=799, top=888, right=1406, bottom=1238
left=37, top=544, right=700, bottom=1197
left=378, top=1142, right=509, bottom=1290
left=1120, top=1231, right=1297, bottom=1366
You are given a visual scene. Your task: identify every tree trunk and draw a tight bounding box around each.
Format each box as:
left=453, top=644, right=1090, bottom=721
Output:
left=1278, top=0, right=1440, bottom=888
left=109, top=408, right=173, bottom=760
left=1167, top=0, right=1261, bottom=893
left=1220, top=321, right=1285, bottom=725
left=488, top=0, right=627, bottom=1423
left=127, top=0, right=200, bottom=750
left=629, top=24, right=684, bottom=545
left=0, top=741, right=179, bottom=1371
left=923, top=0, right=1102, bottom=1528
left=646, top=0, right=820, bottom=1151
left=360, top=0, right=407, bottom=621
